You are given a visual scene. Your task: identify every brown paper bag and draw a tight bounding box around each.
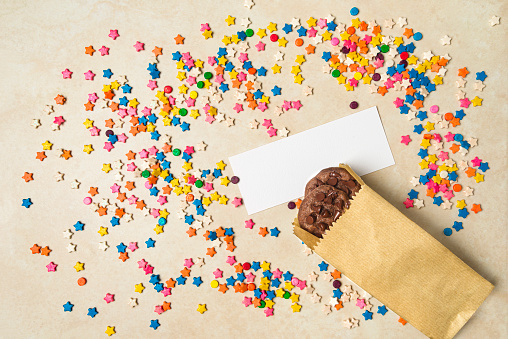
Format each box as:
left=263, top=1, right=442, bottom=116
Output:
left=293, top=164, right=493, bottom=339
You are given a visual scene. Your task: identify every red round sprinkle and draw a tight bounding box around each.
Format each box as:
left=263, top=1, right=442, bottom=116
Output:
left=164, top=86, right=173, bottom=94
left=400, top=52, right=409, bottom=60
left=270, top=34, right=279, bottom=42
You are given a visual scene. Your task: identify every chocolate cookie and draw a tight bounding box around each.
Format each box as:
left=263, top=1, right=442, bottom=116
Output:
left=298, top=185, right=351, bottom=238
left=305, top=167, right=361, bottom=199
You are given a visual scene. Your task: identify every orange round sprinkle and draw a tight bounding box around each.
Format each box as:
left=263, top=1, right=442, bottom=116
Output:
left=295, top=38, right=303, bottom=47
left=248, top=283, right=256, bottom=291
left=346, top=26, right=356, bottom=35
left=186, top=194, right=194, bottom=202
left=248, top=68, right=257, bottom=75
left=444, top=113, right=454, bottom=121
left=77, top=277, right=87, bottom=286
left=453, top=184, right=462, bottom=192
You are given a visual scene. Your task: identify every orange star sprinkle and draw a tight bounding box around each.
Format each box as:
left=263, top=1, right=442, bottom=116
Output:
left=186, top=227, right=196, bottom=237
left=22, top=172, right=33, bottom=182
left=258, top=227, right=269, bottom=237
left=84, top=101, right=95, bottom=111
left=458, top=67, right=469, bottom=78
left=174, top=34, right=185, bottom=44
left=398, top=317, right=407, bottom=325
left=471, top=204, right=482, bottom=214
left=85, top=45, right=95, bottom=56
left=166, top=278, right=176, bottom=288
left=206, top=247, right=216, bottom=257
left=40, top=246, right=52, bottom=256
left=54, top=94, right=66, bottom=105
left=119, top=252, right=129, bottom=262
left=152, top=46, right=162, bottom=56
left=218, top=284, right=228, bottom=294
left=61, top=149, right=72, bottom=160
left=30, top=244, right=41, bottom=254
left=36, top=152, right=47, bottom=161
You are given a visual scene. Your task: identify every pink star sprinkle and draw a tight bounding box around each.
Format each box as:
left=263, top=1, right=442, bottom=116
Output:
left=137, top=259, right=147, bottom=268
left=262, top=119, right=272, bottom=129
left=264, top=308, right=274, bottom=317
left=183, top=258, right=194, bottom=268
left=147, top=80, right=158, bottom=90
left=255, top=41, right=266, bottom=51
left=99, top=46, right=109, bottom=56
left=108, top=29, right=119, bottom=40
left=401, top=135, right=412, bottom=145
left=104, top=293, right=115, bottom=303
left=244, top=219, right=255, bottom=229
left=242, top=297, right=252, bottom=307
left=226, top=256, right=236, bottom=266
left=232, top=197, right=243, bottom=207
left=267, top=127, right=278, bottom=137
left=213, top=268, right=223, bottom=279
left=233, top=103, right=243, bottom=113
left=128, top=242, right=138, bottom=252
left=471, top=156, right=482, bottom=167
left=133, top=41, right=144, bottom=52
left=61, top=68, right=72, bottom=79
left=84, top=70, right=95, bottom=80
left=356, top=298, right=366, bottom=309
left=46, top=262, right=57, bottom=272
left=403, top=198, right=414, bottom=208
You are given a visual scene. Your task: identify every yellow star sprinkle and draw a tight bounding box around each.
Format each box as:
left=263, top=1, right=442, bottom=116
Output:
left=216, top=160, right=226, bottom=170
left=278, top=37, right=288, bottom=47
left=154, top=225, right=164, bottom=234
left=83, top=119, right=94, bottom=129
left=256, top=29, right=267, bottom=39
left=306, top=17, right=317, bottom=27
left=471, top=96, right=483, bottom=107
left=83, top=144, right=94, bottom=154
left=182, top=161, right=193, bottom=171
left=159, top=209, right=169, bottom=219
left=295, top=55, right=306, bottom=65
left=102, top=163, right=112, bottom=173
left=456, top=200, right=467, bottom=209
left=42, top=140, right=53, bottom=150
left=202, top=197, right=212, bottom=206
left=474, top=173, right=484, bottom=183
left=202, top=30, right=213, bottom=39
left=220, top=176, right=231, bottom=186
left=272, top=64, right=282, bottom=74
left=294, top=74, right=304, bottom=84
left=210, top=191, right=220, bottom=201
left=219, top=195, right=229, bottom=205
left=267, top=22, right=277, bottom=32
left=74, top=262, right=84, bottom=272
left=291, top=303, right=302, bottom=312
left=129, top=98, right=139, bottom=108
left=98, top=226, right=108, bottom=237
left=225, top=15, right=235, bottom=26
left=189, top=109, right=200, bottom=119
left=424, top=121, right=435, bottom=132
left=260, top=261, right=271, bottom=271
left=134, top=283, right=145, bottom=293
left=197, top=304, right=207, bottom=314
left=105, top=326, right=116, bottom=336
left=290, top=293, right=300, bottom=303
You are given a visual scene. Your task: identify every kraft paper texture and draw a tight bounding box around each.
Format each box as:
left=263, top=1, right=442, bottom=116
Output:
left=293, top=164, right=493, bottom=339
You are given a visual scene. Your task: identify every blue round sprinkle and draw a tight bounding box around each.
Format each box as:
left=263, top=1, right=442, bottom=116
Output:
left=443, top=228, right=453, bottom=236
left=454, top=134, right=463, bottom=142
left=350, top=7, right=359, bottom=16
left=413, top=32, right=423, bottom=41
left=158, top=218, right=167, bottom=226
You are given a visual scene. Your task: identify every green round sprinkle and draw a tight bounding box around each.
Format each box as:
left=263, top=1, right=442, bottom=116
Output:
left=380, top=44, right=389, bottom=53
left=173, top=148, right=181, bottom=156
left=204, top=72, right=213, bottom=79
left=258, top=300, right=266, bottom=308
left=197, top=81, right=204, bottom=88
left=179, top=108, right=188, bottom=116
left=245, top=29, right=254, bottom=37
left=283, top=291, right=291, bottom=299
left=195, top=180, right=203, bottom=188
left=332, top=69, right=341, bottom=78
left=141, top=170, right=150, bottom=178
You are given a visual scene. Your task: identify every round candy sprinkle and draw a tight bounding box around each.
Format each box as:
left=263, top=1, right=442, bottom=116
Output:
left=333, top=280, right=342, bottom=289
left=413, top=32, right=423, bottom=41
left=77, top=277, right=87, bottom=286
left=231, top=176, right=240, bottom=184
left=350, top=101, right=359, bottom=109
left=287, top=201, right=296, bottom=209
left=430, top=105, right=439, bottom=113
left=350, top=7, right=359, bottom=16
left=83, top=197, right=92, bottom=205
left=443, top=228, right=453, bottom=236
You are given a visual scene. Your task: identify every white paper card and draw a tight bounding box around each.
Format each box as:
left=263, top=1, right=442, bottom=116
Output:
left=229, top=106, right=395, bottom=215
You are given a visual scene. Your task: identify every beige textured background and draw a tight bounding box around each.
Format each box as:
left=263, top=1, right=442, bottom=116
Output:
left=0, top=0, right=506, bottom=338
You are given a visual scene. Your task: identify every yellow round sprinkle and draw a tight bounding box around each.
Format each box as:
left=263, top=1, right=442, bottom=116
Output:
left=354, top=72, right=363, bottom=80
left=210, top=280, right=219, bottom=288
left=190, top=91, right=198, bottom=99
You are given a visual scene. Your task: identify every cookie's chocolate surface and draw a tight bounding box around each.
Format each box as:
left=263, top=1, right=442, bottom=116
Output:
left=304, top=167, right=361, bottom=198
left=298, top=185, right=350, bottom=238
